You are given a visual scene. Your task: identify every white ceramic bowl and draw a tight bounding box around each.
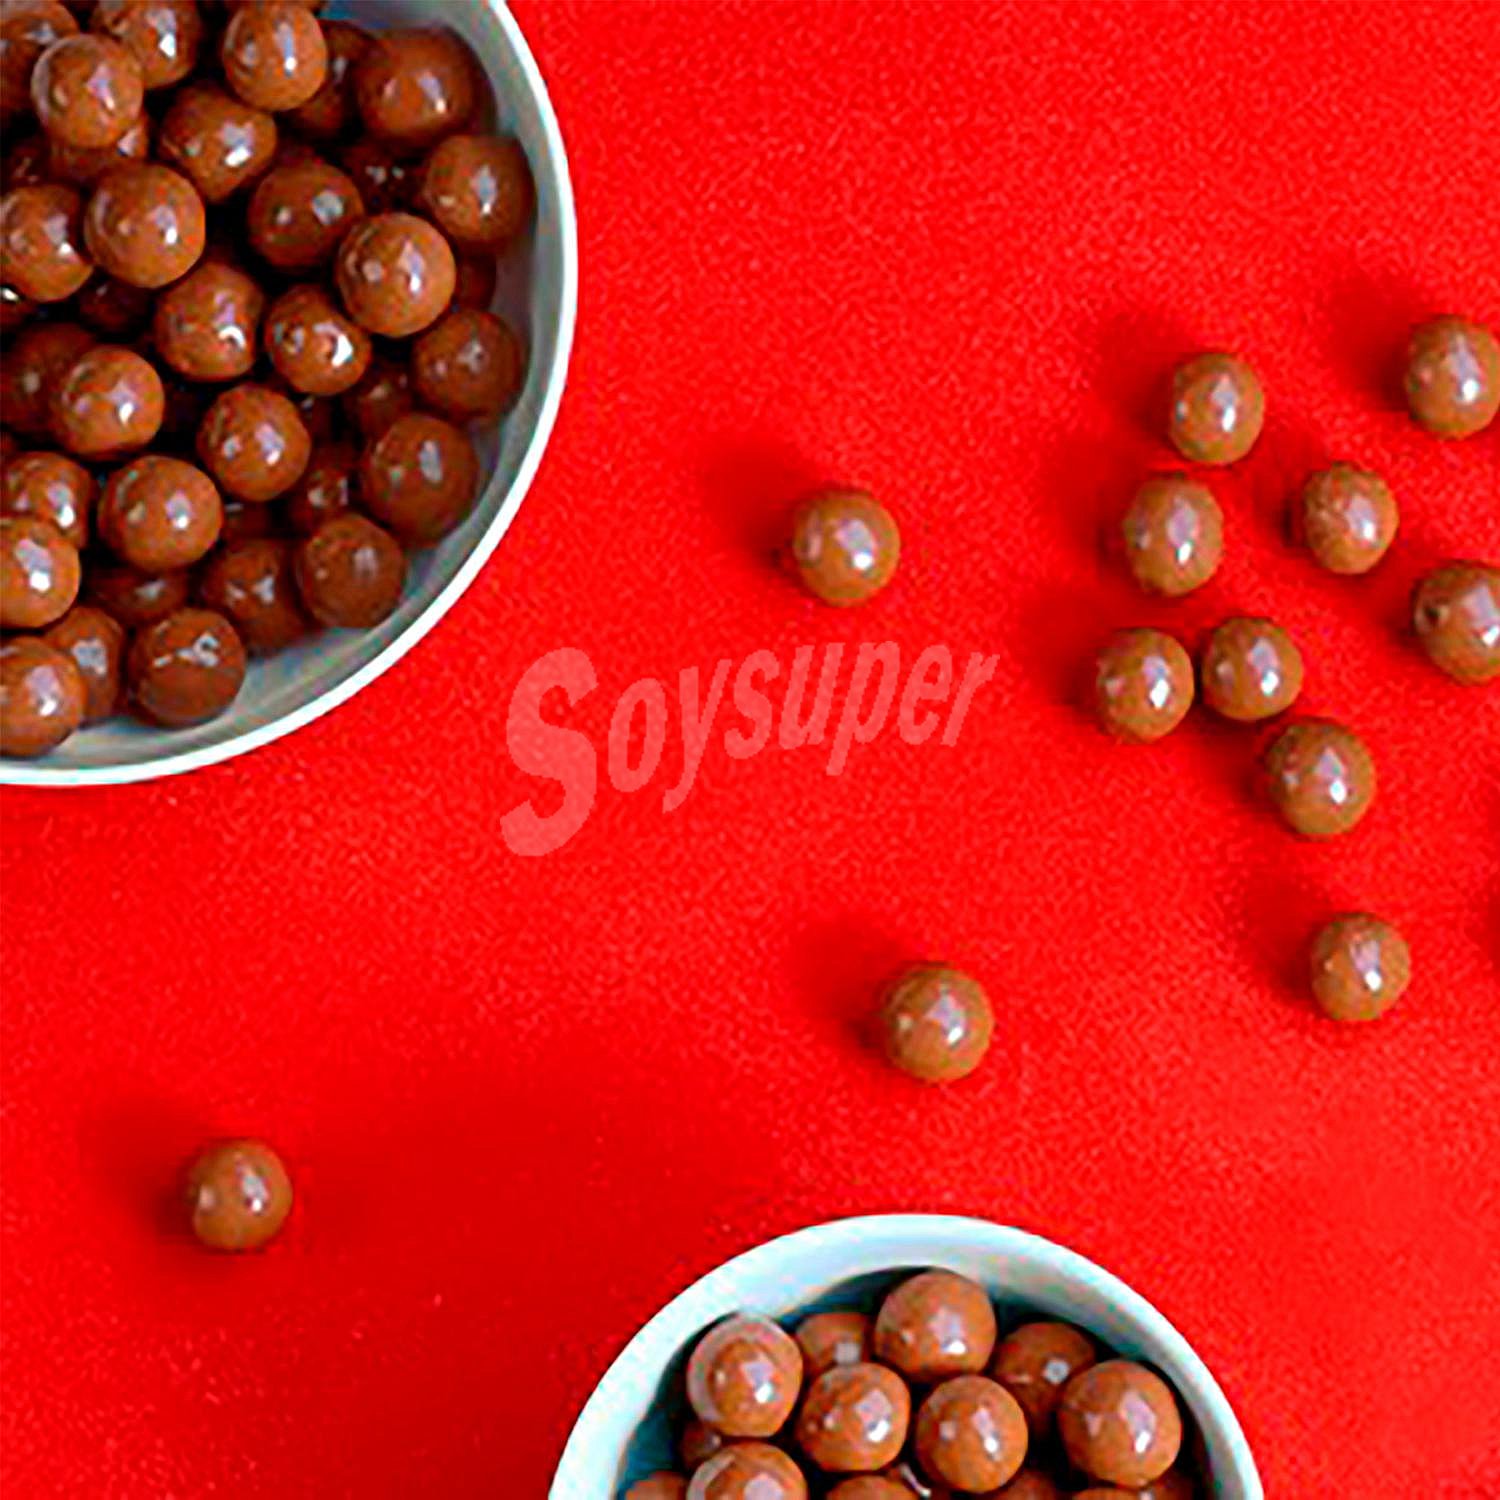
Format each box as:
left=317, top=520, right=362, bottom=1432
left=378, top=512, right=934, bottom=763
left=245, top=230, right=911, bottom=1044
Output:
left=2, top=0, right=577, bottom=788
left=554, top=1214, right=1262, bottom=1498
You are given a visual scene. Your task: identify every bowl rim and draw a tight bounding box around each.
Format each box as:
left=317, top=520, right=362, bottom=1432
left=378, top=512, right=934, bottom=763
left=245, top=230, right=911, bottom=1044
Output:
left=2, top=0, right=578, bottom=790
left=552, top=1212, right=1263, bottom=1498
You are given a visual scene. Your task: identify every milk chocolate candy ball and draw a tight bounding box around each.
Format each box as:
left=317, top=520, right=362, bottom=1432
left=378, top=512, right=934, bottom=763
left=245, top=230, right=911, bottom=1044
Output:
left=221, top=2, right=326, bottom=112
left=247, top=159, right=363, bottom=272
left=1093, top=628, right=1193, bottom=743
left=158, top=83, right=277, bottom=204
left=795, top=1311, right=872, bottom=1379
left=342, top=355, right=412, bottom=440
left=99, top=454, right=221, bottom=570
left=84, top=163, right=205, bottom=287
left=1058, top=1360, right=1181, bottom=1487
left=354, top=27, right=477, bottom=154
left=1167, top=351, right=1264, bottom=465
left=198, top=536, right=307, bottom=655
left=627, top=1478, right=687, bottom=1500
left=31, top=33, right=143, bottom=147
left=913, top=1376, right=1027, bottom=1493
left=286, top=18, right=368, bottom=140
left=1412, top=561, right=1500, bottom=684
left=0, top=321, right=94, bottom=437
left=412, top=308, right=524, bottom=422
left=828, top=1482, right=911, bottom=1500
left=0, top=636, right=84, bottom=755
left=687, top=1445, right=808, bottom=1500
left=0, top=1, right=77, bottom=120
left=361, top=411, right=477, bottom=546
left=0, top=515, right=80, bottom=626
left=874, top=1270, right=997, bottom=1382
left=47, top=108, right=150, bottom=185
left=283, top=440, right=356, bottom=535
left=0, top=282, right=35, bottom=335
left=1310, top=913, right=1411, bottom=1023
left=796, top=1364, right=910, bottom=1473
left=686, top=1315, right=803, bottom=1438
left=128, top=605, right=245, bottom=724
left=1200, top=616, right=1303, bottom=722
left=153, top=261, right=264, bottom=382
left=75, top=272, right=153, bottom=337
left=292, top=512, right=404, bottom=627
left=790, top=487, right=900, bottom=606
left=90, top=0, right=202, bottom=89
left=1121, top=475, right=1222, bottom=596
left=184, top=1138, right=292, bottom=1251
left=197, top=382, right=311, bottom=501
left=1, top=451, right=95, bottom=547
left=991, top=1322, right=1097, bottom=1440
left=1263, top=718, right=1375, bottom=840
left=1298, top=463, right=1397, bottom=575
left=85, top=557, right=188, bottom=625
left=342, top=136, right=413, bottom=213
left=43, top=603, right=124, bottom=720
left=1403, top=316, right=1500, bottom=439
left=0, top=184, right=93, bottom=301
left=417, top=133, right=531, bottom=250
left=264, top=284, right=371, bottom=398
left=50, top=345, right=163, bottom=457
left=336, top=211, right=455, bottom=338
left=879, top=964, right=993, bottom=1084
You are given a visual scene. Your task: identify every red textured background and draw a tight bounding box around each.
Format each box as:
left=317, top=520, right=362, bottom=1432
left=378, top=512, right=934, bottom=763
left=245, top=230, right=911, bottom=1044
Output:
left=3, top=1, right=1500, bottom=1494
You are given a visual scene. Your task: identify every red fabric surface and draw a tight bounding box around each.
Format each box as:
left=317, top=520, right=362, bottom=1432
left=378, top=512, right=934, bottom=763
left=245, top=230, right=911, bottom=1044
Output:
left=3, top=1, right=1500, bottom=1494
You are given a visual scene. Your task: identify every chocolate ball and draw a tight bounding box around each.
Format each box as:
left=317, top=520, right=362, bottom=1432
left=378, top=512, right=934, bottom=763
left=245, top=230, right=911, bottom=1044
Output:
left=1298, top=463, right=1397, bottom=575
left=686, top=1315, right=803, bottom=1438
left=1403, top=316, right=1500, bottom=439
left=98, top=454, right=221, bottom=570
left=42, top=603, right=124, bottom=720
left=0, top=321, right=94, bottom=437
left=341, top=354, right=412, bottom=440
left=153, top=261, right=265, bottom=382
left=0, top=282, right=35, bottom=335
left=157, top=82, right=278, bottom=203
left=1166, top=351, right=1264, bottom=465
left=412, top=308, right=523, bottom=422
left=1310, top=912, right=1411, bottom=1023
left=50, top=345, right=163, bottom=457
left=90, top=0, right=201, bottom=89
left=342, top=136, right=413, bottom=213
left=686, top=1445, right=807, bottom=1500
left=264, top=283, right=372, bottom=398
left=0, top=183, right=93, bottom=301
left=1199, top=616, right=1303, bottom=722
left=0, top=1, right=77, bottom=120
left=795, top=1311, right=872, bottom=1379
left=1093, top=628, right=1194, bottom=743
left=991, top=1322, right=1097, bottom=1440
left=796, top=1364, right=910, bottom=1473
left=220, top=1, right=326, bottom=112
left=128, top=605, right=245, bottom=724
left=354, top=26, right=477, bottom=154
left=286, top=19, right=368, bottom=140
left=84, top=162, right=205, bottom=287
left=31, top=33, right=143, bottom=147
left=416, top=133, right=531, bottom=249
left=452, top=254, right=498, bottom=311
left=1121, top=475, right=1222, bottom=596
left=184, top=1138, right=292, bottom=1251
left=627, top=1478, right=687, bottom=1500
left=336, top=211, right=455, bottom=338
left=360, top=411, right=477, bottom=546
left=47, top=107, right=150, bottom=185
left=247, top=159, right=363, bottom=273
left=198, top=536, right=307, bottom=655
left=790, top=487, right=900, bottom=606
left=292, top=512, right=404, bottom=627
left=283, top=439, right=356, bottom=535
left=197, top=382, right=311, bottom=502
left=0, top=636, right=85, bottom=755
left=1263, top=718, right=1376, bottom=839
left=0, top=515, right=81, bottom=627
left=827, top=1482, right=910, bottom=1500
left=85, top=558, right=188, bottom=625
left=879, top=964, right=993, bottom=1084
left=913, top=1376, right=1027, bottom=1493
left=75, top=272, right=153, bottom=336
left=874, top=1270, right=997, bottom=1382
left=1, top=451, right=95, bottom=547
left=1411, top=560, right=1500, bottom=684
left=1058, top=1360, right=1181, bottom=1488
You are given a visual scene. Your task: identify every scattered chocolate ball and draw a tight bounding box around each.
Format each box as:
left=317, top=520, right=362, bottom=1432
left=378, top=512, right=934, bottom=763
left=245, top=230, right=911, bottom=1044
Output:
left=152, top=261, right=265, bottom=382
left=342, top=136, right=413, bottom=213
left=42, top=604, right=125, bottom=720
left=627, top=1478, right=687, bottom=1500
left=686, top=1315, right=803, bottom=1438
left=83, top=162, right=205, bottom=287
left=416, top=133, right=532, bottom=250
left=0, top=320, right=95, bottom=436
left=31, top=33, right=144, bottom=148
left=412, top=307, right=524, bottom=422
left=0, top=1, right=78, bottom=120
left=184, top=1138, right=292, bottom=1252
left=1403, top=316, right=1500, bottom=439
left=0, top=282, right=36, bottom=335
left=873, top=1270, right=997, bottom=1382
left=157, top=82, right=278, bottom=203
left=85, top=558, right=189, bottom=626
left=197, top=382, right=312, bottom=502
left=1121, top=475, right=1222, bottom=596
left=1411, top=561, right=1500, bottom=684
left=284, top=440, right=357, bottom=535
left=1, top=451, right=95, bottom=547
left=1199, top=617, right=1303, bottom=722
left=128, top=605, right=246, bottom=724
left=1058, top=1360, right=1182, bottom=1488
left=198, top=537, right=308, bottom=656
left=1310, top=913, right=1411, bottom=1023
left=50, top=344, right=164, bottom=458
left=1263, top=718, right=1376, bottom=839
left=264, top=283, right=372, bottom=398
left=292, top=513, right=405, bottom=628
left=1166, top=351, right=1264, bottom=465
left=796, top=1363, right=910, bottom=1473
left=1093, top=627, right=1194, bottom=743
left=90, top=0, right=202, bottom=91
left=0, top=636, right=85, bottom=756
left=794, top=1311, right=872, bottom=1379
left=220, top=1, right=326, bottom=112
left=47, top=108, right=151, bottom=185
left=336, top=211, right=456, bottom=338
left=0, top=182, right=93, bottom=301
left=913, top=1375, right=1028, bottom=1492
left=360, top=411, right=478, bottom=546
left=991, top=1321, right=1098, bottom=1439
left=0, top=515, right=81, bottom=627
left=353, top=26, right=478, bottom=154
left=98, top=454, right=222, bottom=571
left=1298, top=464, right=1397, bottom=575
left=789, top=487, right=900, bottom=606
left=341, top=355, right=413, bottom=440
left=286, top=18, right=369, bottom=140
left=879, top=964, right=993, bottom=1084
left=687, top=1444, right=807, bottom=1500
left=247, top=158, right=364, bottom=272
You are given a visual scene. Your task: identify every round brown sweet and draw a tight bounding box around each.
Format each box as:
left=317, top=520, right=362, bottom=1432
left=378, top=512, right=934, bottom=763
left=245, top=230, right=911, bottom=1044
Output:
left=0, top=1, right=78, bottom=120
left=0, top=321, right=94, bottom=436
left=686, top=1315, right=803, bottom=1438
left=47, top=107, right=149, bottom=184
left=1298, top=464, right=1398, bottom=575
left=416, top=133, right=531, bottom=249
left=0, top=282, right=35, bottom=335
left=220, top=1, right=326, bottom=112
left=1403, top=316, right=1500, bottom=439
left=1263, top=718, right=1376, bottom=840
left=335, top=211, right=455, bottom=338
left=874, top=1270, right=997, bottom=1382
left=795, top=1311, right=872, bottom=1379
left=341, top=136, right=412, bottom=212
left=286, top=18, right=368, bottom=140
left=153, top=261, right=264, bottom=382
left=1310, top=913, right=1411, bottom=1023
left=412, top=308, right=523, bottom=422
left=90, top=0, right=201, bottom=89
left=157, top=82, right=278, bottom=204
left=84, top=558, right=188, bottom=625
left=1093, top=628, right=1193, bottom=743
left=1167, top=351, right=1264, bottom=465
left=31, top=33, right=143, bottom=147
left=1121, top=475, right=1222, bottom=596
left=913, top=1376, right=1027, bottom=1493
left=0, top=515, right=81, bottom=626
left=184, top=1138, right=292, bottom=1251
left=796, top=1363, right=910, bottom=1473
left=98, top=454, right=221, bottom=570
left=83, top=162, right=204, bottom=287
left=0, top=183, right=93, bottom=301
left=790, top=487, right=900, bottom=606
left=626, top=1478, right=687, bottom=1500
left=197, top=382, right=311, bottom=501
left=879, top=965, right=993, bottom=1084
left=1412, top=560, right=1500, bottom=684
left=342, top=355, right=412, bottom=439
left=283, top=439, right=356, bottom=534
left=50, top=344, right=163, bottom=457
left=1199, top=617, right=1303, bottom=722
left=828, top=1481, right=911, bottom=1500
left=0, top=636, right=85, bottom=755
left=680, top=1420, right=734, bottom=1472
left=75, top=272, right=153, bottom=336
left=128, top=604, right=245, bottom=724
left=247, top=159, right=363, bottom=272
left=686, top=1445, right=807, bottom=1500
left=360, top=411, right=476, bottom=546
left=197, top=536, right=307, bottom=655
left=1058, top=1360, right=1181, bottom=1487
left=354, top=26, right=477, bottom=154
left=991, top=1322, right=1097, bottom=1440
left=452, top=254, right=497, bottom=310
left=42, top=603, right=125, bottom=720
left=264, top=283, right=372, bottom=397
left=292, top=512, right=404, bottom=627
left=1, top=451, right=95, bottom=546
